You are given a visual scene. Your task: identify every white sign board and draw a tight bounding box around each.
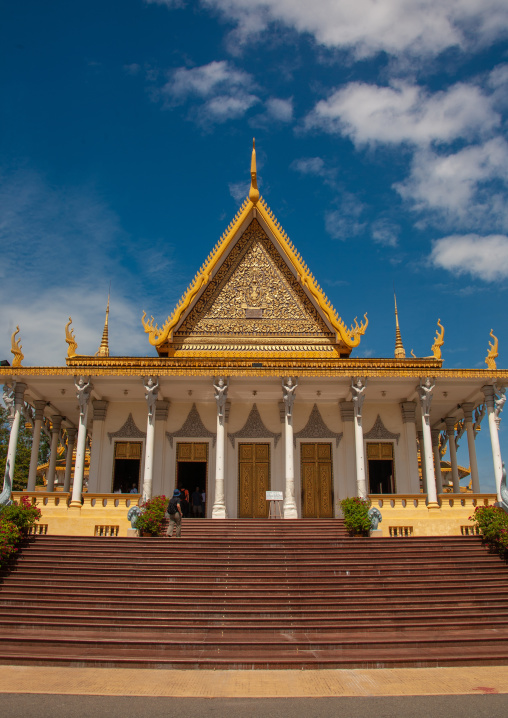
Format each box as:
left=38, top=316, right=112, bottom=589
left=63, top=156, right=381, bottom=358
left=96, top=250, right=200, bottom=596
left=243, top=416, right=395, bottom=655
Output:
left=266, top=491, right=283, bottom=501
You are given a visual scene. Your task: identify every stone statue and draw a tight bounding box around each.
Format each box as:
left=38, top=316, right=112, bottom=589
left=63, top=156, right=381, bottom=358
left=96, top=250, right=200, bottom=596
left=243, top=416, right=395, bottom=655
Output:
left=495, top=387, right=506, bottom=419
left=474, top=404, right=486, bottom=437
left=0, top=459, right=13, bottom=507
left=75, top=376, right=92, bottom=417
left=127, top=505, right=142, bottom=528
left=351, top=377, right=366, bottom=418
left=418, top=378, right=435, bottom=419
left=2, top=385, right=15, bottom=420
left=282, top=377, right=298, bottom=418
left=143, top=376, right=159, bottom=417
left=213, top=377, right=229, bottom=420
left=368, top=506, right=382, bottom=530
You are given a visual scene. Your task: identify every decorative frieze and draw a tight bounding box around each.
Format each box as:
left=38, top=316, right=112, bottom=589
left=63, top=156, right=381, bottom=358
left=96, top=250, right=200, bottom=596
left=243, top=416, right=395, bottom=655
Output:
left=108, top=413, right=146, bottom=444
left=228, top=404, right=281, bottom=448
left=293, top=404, right=343, bottom=447
left=166, top=403, right=215, bottom=448
left=363, top=415, right=400, bottom=444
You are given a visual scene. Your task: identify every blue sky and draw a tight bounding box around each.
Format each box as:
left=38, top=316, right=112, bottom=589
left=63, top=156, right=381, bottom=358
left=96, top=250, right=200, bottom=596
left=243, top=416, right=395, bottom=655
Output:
left=1, top=1, right=507, bottom=488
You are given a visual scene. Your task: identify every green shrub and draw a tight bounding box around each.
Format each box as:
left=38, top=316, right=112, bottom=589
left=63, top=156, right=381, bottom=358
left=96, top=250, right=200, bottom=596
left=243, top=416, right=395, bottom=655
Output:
left=1, top=495, right=42, bottom=534
left=470, top=504, right=508, bottom=556
left=340, top=496, right=372, bottom=536
left=0, top=520, right=22, bottom=568
left=135, top=495, right=168, bottom=536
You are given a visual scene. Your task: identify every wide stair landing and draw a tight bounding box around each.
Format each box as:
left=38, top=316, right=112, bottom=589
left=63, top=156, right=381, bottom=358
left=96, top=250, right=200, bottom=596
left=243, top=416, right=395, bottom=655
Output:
left=1, top=519, right=508, bottom=669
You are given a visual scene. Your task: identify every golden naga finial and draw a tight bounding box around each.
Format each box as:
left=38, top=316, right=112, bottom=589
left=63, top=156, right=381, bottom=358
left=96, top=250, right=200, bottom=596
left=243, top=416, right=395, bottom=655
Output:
left=10, top=326, right=24, bottom=367
left=65, top=317, right=78, bottom=358
left=485, top=328, right=498, bottom=370
left=96, top=292, right=110, bottom=357
left=249, top=138, right=259, bottom=204
left=431, top=318, right=445, bottom=360
left=394, top=292, right=406, bottom=359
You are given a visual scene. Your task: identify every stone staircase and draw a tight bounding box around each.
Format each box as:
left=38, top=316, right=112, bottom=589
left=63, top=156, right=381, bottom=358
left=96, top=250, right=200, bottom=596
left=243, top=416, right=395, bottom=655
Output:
left=1, top=519, right=508, bottom=668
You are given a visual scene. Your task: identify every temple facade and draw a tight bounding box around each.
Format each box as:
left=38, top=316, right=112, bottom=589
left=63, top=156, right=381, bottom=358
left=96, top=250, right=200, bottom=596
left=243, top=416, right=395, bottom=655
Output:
left=1, top=142, right=506, bottom=535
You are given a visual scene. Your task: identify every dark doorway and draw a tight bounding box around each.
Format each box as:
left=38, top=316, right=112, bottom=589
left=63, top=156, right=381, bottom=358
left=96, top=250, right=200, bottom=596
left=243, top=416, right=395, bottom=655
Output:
left=112, top=441, right=142, bottom=493
left=177, top=462, right=207, bottom=495
left=368, top=460, right=394, bottom=494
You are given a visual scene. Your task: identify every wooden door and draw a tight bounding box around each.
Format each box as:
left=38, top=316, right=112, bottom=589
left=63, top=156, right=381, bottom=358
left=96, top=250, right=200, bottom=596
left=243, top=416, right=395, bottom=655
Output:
left=238, top=443, right=270, bottom=518
left=301, top=443, right=333, bottom=518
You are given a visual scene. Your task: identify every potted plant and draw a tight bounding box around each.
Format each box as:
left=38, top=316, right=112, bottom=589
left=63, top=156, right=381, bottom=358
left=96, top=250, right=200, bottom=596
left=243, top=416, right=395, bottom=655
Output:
left=340, top=496, right=372, bottom=536
left=134, top=495, right=168, bottom=536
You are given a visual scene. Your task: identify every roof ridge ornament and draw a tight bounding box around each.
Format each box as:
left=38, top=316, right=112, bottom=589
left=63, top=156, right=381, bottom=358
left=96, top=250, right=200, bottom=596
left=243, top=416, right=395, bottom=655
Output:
left=65, top=317, right=78, bottom=359
left=10, top=326, right=24, bottom=367
left=249, top=138, right=259, bottom=204
left=431, top=318, right=445, bottom=360
left=486, top=328, right=498, bottom=370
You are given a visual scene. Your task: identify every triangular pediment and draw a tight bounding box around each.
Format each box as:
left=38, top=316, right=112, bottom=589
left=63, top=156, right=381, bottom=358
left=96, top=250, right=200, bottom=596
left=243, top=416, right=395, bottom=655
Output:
left=176, top=219, right=333, bottom=348
left=143, top=195, right=367, bottom=357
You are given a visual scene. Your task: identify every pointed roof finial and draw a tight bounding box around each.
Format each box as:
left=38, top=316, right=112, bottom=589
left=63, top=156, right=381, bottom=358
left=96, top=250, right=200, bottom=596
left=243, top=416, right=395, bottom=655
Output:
left=394, top=291, right=406, bottom=359
left=249, top=138, right=259, bottom=204
left=96, top=288, right=110, bottom=358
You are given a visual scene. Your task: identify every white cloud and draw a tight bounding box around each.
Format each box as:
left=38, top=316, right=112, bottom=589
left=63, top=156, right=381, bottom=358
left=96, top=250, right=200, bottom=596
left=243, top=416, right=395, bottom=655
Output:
left=325, top=206, right=366, bottom=241
left=199, top=0, right=508, bottom=60
left=265, top=97, right=293, bottom=123
left=395, top=138, right=508, bottom=229
left=371, top=219, right=399, bottom=247
left=159, top=60, right=259, bottom=123
left=305, top=81, right=499, bottom=147
left=430, top=234, right=508, bottom=281
left=229, top=180, right=250, bottom=203
left=0, top=168, right=170, bottom=365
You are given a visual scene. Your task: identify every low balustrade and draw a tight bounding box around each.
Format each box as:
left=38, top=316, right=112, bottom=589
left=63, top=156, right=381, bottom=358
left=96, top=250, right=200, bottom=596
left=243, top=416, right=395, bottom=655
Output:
left=82, top=493, right=141, bottom=510
left=12, top=491, right=71, bottom=508
left=368, top=493, right=497, bottom=510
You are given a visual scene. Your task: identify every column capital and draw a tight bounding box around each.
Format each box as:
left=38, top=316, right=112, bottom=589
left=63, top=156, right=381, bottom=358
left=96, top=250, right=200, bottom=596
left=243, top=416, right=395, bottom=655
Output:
left=155, top=399, right=170, bottom=422
left=482, top=384, right=496, bottom=407
left=461, top=402, right=475, bottom=423
left=340, top=401, right=354, bottom=422
left=33, top=400, right=47, bottom=423
left=50, top=415, right=63, bottom=434
left=431, top=429, right=440, bottom=447
left=13, top=382, right=27, bottom=406
left=92, top=400, right=109, bottom=422
left=445, top=416, right=457, bottom=435
left=66, top=427, right=77, bottom=442
left=400, top=401, right=417, bottom=424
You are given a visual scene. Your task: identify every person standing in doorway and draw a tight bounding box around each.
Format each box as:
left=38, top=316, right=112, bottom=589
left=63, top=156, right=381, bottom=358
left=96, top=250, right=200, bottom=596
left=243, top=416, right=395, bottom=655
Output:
left=166, top=489, right=182, bottom=538
left=191, top=486, right=203, bottom=518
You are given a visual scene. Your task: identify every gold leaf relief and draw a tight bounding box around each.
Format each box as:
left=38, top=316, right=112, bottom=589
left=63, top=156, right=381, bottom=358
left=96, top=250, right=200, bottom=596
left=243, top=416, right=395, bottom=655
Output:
left=177, top=220, right=332, bottom=339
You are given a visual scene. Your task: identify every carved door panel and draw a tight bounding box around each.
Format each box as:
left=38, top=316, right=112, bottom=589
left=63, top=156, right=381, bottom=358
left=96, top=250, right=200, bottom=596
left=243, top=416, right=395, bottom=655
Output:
left=239, top=443, right=270, bottom=518
left=301, top=443, right=333, bottom=518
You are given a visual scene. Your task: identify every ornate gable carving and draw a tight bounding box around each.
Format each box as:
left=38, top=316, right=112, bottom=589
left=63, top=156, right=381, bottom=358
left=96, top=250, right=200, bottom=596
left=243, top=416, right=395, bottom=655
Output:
left=364, top=415, right=400, bottom=444
left=228, top=404, right=282, bottom=447
left=108, top=413, right=146, bottom=444
left=293, top=404, right=343, bottom=447
left=166, top=403, right=216, bottom=447
left=177, top=220, right=333, bottom=344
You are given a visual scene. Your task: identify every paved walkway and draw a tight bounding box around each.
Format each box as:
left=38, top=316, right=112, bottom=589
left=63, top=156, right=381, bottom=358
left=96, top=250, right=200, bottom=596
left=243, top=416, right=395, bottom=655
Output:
left=0, top=665, right=507, bottom=697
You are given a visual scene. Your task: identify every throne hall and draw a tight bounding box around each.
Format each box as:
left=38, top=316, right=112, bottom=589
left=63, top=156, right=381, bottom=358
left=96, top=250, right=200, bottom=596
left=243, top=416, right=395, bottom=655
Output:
left=2, top=142, right=506, bottom=536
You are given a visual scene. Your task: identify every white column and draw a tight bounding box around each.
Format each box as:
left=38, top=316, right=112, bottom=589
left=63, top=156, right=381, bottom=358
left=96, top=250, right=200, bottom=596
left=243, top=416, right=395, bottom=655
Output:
left=27, top=400, right=47, bottom=491
left=154, top=400, right=170, bottom=496
left=46, top=415, right=63, bottom=491
left=212, top=376, right=229, bottom=519
left=418, top=431, right=427, bottom=494
left=141, top=376, right=159, bottom=502
left=339, top=402, right=356, bottom=499
left=87, top=400, right=109, bottom=493
left=2, top=382, right=27, bottom=498
left=70, top=376, right=92, bottom=508
left=461, top=403, right=480, bottom=494
left=63, top=427, right=77, bottom=493
left=401, top=402, right=420, bottom=493
left=431, top=430, right=444, bottom=495
left=282, top=377, right=298, bottom=518
left=483, top=385, right=504, bottom=502
left=445, top=417, right=460, bottom=493
left=352, top=377, right=367, bottom=499
left=418, top=378, right=439, bottom=507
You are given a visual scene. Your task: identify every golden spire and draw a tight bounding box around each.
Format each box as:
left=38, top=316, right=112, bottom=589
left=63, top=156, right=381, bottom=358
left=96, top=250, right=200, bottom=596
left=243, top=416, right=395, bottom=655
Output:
left=96, top=291, right=110, bottom=358
left=485, top=328, right=498, bottom=370
left=10, top=326, right=24, bottom=367
left=249, top=138, right=259, bottom=204
left=393, top=292, right=406, bottom=359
